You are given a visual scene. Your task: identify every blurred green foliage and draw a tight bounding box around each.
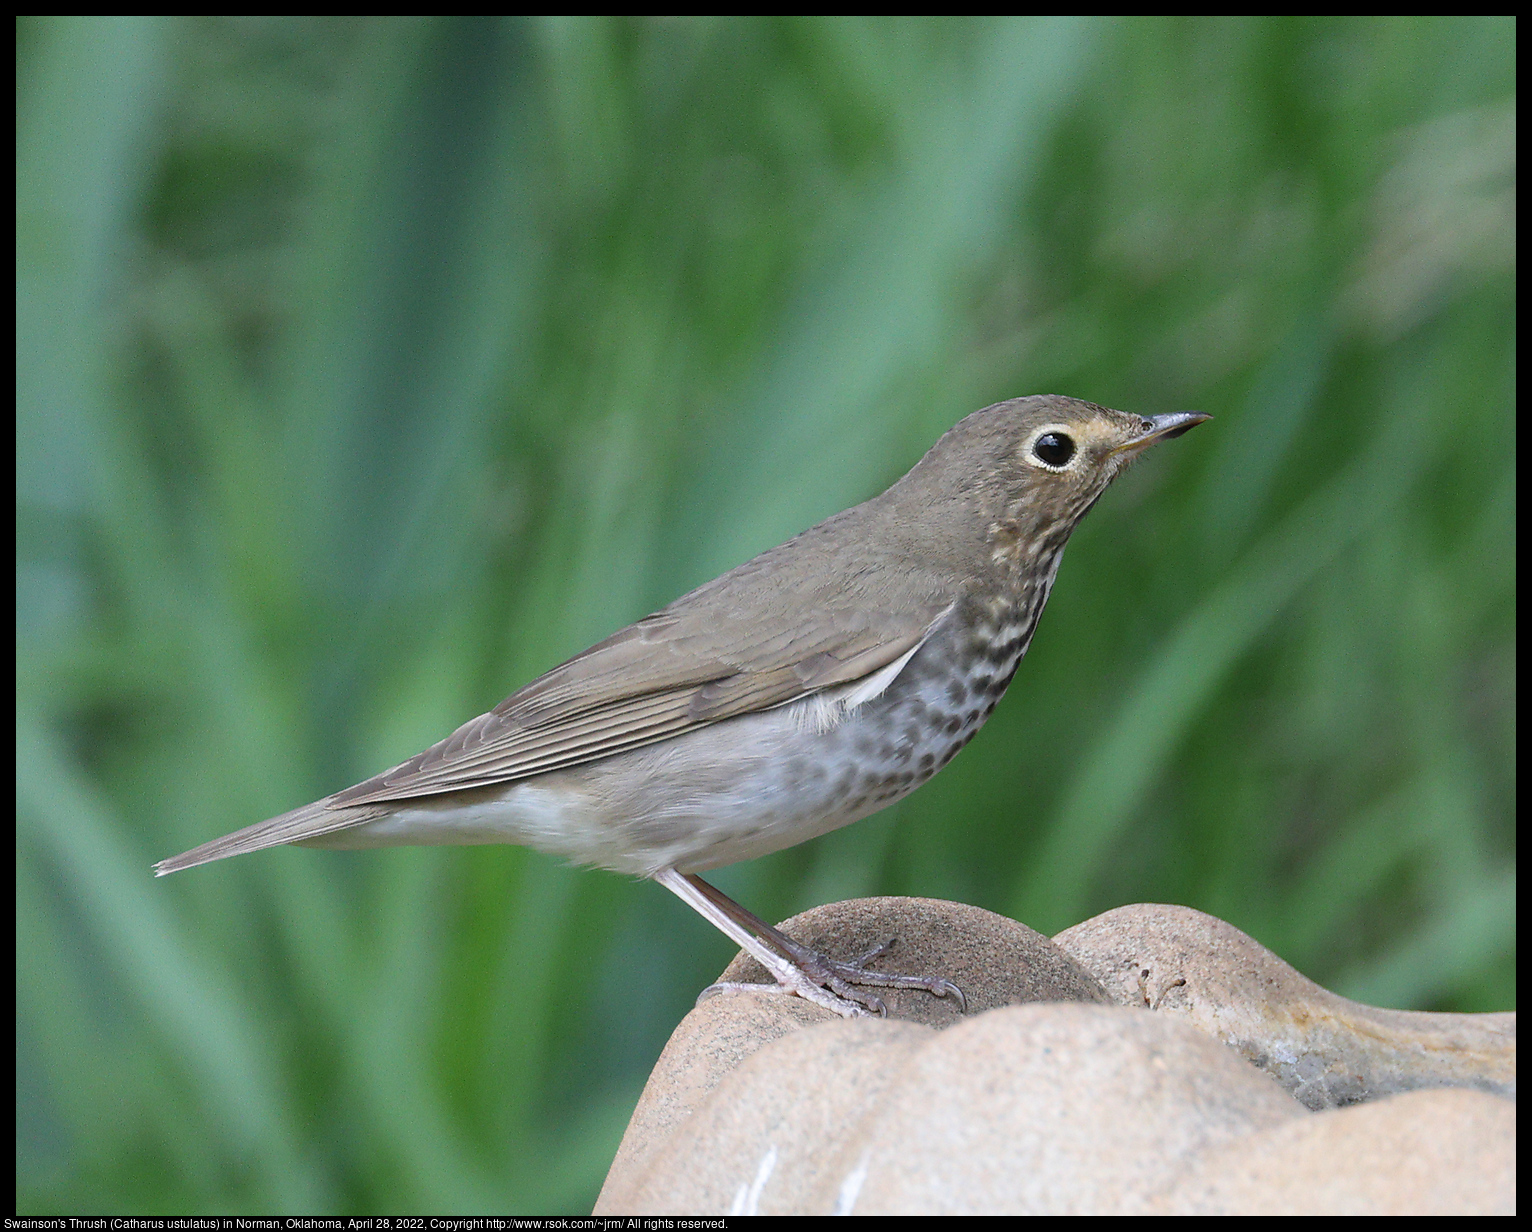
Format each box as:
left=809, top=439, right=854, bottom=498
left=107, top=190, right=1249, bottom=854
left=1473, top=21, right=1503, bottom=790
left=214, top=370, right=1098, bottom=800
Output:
left=16, top=15, right=1514, bottom=1215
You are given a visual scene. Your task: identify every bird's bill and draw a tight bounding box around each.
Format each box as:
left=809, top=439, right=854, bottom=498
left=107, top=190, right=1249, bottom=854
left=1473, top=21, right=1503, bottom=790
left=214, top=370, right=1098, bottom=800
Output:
left=1111, top=411, right=1212, bottom=457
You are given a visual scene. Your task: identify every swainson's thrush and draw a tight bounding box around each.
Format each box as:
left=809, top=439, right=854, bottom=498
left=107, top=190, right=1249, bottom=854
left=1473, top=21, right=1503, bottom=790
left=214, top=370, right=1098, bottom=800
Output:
left=156, top=395, right=1208, bottom=1017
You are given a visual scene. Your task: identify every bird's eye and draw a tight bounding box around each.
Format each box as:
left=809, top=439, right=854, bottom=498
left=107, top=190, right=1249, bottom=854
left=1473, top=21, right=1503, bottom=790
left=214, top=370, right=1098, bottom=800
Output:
left=1032, top=432, right=1075, bottom=468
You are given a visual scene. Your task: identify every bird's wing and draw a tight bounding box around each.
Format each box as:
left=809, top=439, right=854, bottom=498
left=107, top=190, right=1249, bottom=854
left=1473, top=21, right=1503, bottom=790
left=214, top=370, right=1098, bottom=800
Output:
left=149, top=590, right=950, bottom=876
left=330, top=587, right=954, bottom=806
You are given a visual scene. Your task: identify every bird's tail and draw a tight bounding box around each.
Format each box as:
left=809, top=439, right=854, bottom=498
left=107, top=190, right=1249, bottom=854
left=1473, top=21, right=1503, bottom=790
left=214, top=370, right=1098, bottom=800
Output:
left=153, top=798, right=389, bottom=875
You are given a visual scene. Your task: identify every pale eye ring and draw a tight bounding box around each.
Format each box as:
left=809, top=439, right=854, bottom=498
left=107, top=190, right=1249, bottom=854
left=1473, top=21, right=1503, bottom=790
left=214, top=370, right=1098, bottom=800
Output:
left=1032, top=431, right=1076, bottom=467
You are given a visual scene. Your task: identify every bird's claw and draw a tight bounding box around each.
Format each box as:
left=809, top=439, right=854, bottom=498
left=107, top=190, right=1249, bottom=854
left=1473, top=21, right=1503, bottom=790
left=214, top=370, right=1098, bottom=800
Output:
left=714, top=932, right=969, bottom=1018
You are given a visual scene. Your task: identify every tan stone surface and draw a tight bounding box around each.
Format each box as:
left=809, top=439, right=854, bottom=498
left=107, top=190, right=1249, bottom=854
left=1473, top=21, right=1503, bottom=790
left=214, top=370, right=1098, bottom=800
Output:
left=598, top=1001, right=1306, bottom=1215
left=1055, top=903, right=1516, bottom=1109
left=1146, top=1087, right=1516, bottom=1215
left=810, top=1003, right=1304, bottom=1215
left=601, top=1016, right=934, bottom=1214
left=596, top=898, right=1516, bottom=1214
left=597, top=990, right=829, bottom=1209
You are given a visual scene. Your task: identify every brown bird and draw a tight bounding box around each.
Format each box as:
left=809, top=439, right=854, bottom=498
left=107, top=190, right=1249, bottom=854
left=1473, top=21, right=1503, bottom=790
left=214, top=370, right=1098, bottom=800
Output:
left=155, top=395, right=1208, bottom=1017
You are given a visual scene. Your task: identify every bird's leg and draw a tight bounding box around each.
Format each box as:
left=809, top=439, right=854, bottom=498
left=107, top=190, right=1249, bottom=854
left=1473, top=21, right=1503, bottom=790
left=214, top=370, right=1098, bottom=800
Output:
left=652, top=868, right=966, bottom=1019
left=653, top=868, right=871, bottom=1017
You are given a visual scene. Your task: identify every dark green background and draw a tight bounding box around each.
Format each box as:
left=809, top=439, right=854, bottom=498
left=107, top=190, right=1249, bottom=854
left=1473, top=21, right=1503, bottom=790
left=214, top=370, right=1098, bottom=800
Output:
left=16, top=15, right=1515, bottom=1215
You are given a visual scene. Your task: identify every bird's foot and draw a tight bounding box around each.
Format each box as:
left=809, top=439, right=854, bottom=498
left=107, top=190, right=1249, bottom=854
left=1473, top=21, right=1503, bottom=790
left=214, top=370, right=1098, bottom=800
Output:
left=700, top=936, right=966, bottom=1019
left=654, top=869, right=965, bottom=1020
left=699, top=975, right=874, bottom=1018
